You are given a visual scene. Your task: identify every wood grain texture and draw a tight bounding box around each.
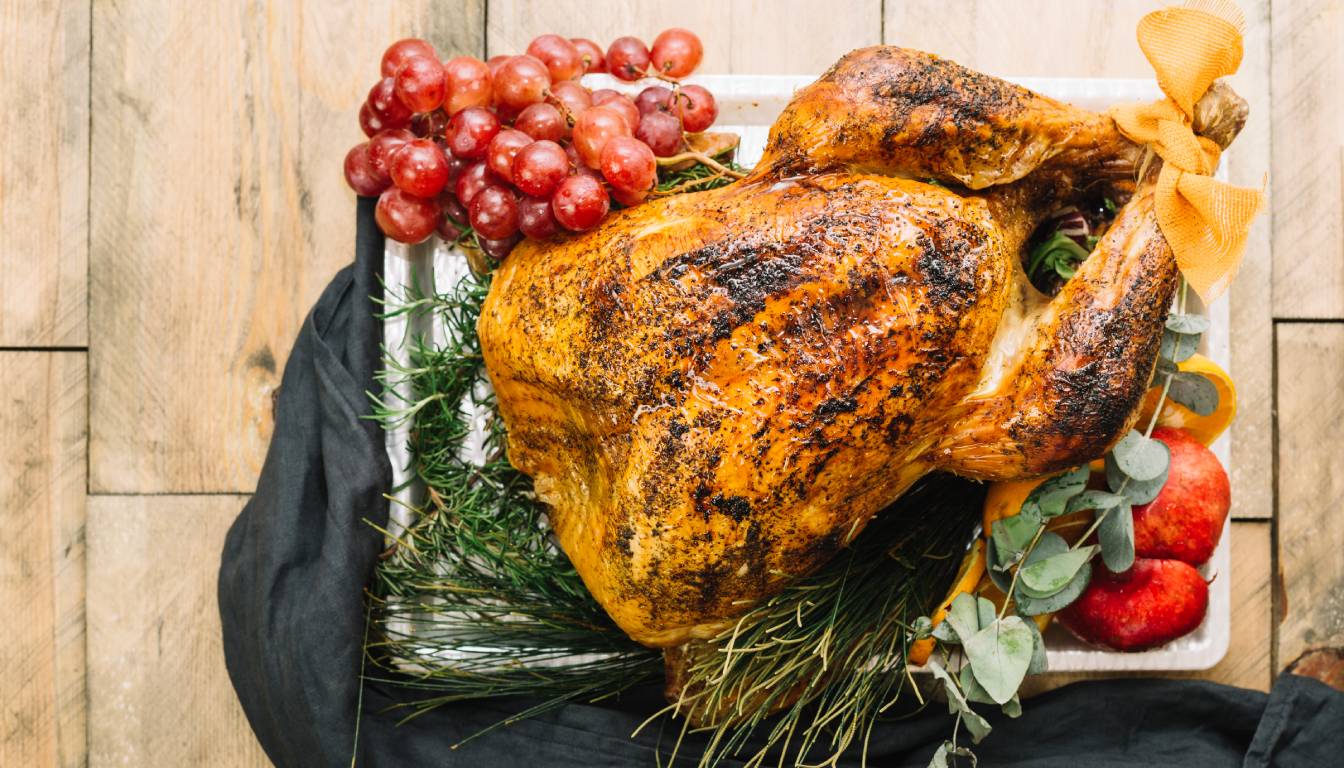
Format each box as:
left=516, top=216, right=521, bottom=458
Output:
left=86, top=495, right=269, bottom=767
left=885, top=1, right=1275, bottom=518
left=89, top=0, right=484, bottom=494
left=0, top=353, right=87, bottom=768
left=486, top=0, right=881, bottom=72
left=1275, top=324, right=1344, bottom=668
left=1271, top=0, right=1344, bottom=318
left=0, top=0, right=90, bottom=346
left=1023, top=521, right=1273, bottom=696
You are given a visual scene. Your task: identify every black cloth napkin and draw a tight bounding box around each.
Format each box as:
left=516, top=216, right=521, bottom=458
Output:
left=218, top=197, right=1343, bottom=767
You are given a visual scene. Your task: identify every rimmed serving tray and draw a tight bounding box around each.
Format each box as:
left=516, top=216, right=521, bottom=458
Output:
left=382, top=74, right=1232, bottom=674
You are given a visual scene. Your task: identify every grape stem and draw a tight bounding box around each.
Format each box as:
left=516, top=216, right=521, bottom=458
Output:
left=655, top=150, right=745, bottom=179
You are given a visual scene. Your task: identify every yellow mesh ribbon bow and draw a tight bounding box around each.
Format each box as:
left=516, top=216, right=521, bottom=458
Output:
left=1109, top=0, right=1264, bottom=300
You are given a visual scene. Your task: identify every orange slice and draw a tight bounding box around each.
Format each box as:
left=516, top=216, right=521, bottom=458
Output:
left=1134, top=353, right=1236, bottom=446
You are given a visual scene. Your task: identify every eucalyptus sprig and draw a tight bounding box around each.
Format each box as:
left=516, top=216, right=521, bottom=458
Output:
left=915, top=276, right=1220, bottom=766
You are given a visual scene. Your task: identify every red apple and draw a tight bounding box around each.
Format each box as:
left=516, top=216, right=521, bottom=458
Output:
left=1132, top=426, right=1230, bottom=565
left=1058, top=558, right=1208, bottom=651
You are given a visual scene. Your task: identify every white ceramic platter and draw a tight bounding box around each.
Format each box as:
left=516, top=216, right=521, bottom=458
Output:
left=383, top=74, right=1232, bottom=673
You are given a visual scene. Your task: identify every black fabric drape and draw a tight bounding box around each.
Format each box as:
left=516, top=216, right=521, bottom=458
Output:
left=218, top=197, right=1344, bottom=767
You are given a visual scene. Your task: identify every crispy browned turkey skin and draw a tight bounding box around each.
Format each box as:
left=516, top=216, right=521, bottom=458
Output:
left=478, top=47, right=1247, bottom=648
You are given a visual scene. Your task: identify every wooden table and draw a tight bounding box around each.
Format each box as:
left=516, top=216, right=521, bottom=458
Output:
left=2, top=1, right=1339, bottom=764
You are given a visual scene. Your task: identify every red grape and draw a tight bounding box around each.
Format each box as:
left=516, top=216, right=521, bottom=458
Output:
left=518, top=195, right=560, bottom=239
left=526, top=34, right=584, bottom=81
left=512, top=140, right=569, bottom=197
left=494, top=55, right=551, bottom=110
left=514, top=102, right=565, bottom=141
left=548, top=80, right=592, bottom=120
left=394, top=56, right=447, bottom=114
left=381, top=38, right=437, bottom=78
left=572, top=106, right=632, bottom=168
left=600, top=136, right=656, bottom=193
left=359, top=103, right=386, bottom=137
left=409, top=109, right=448, bottom=139
left=344, top=142, right=390, bottom=196
left=469, top=185, right=520, bottom=239
left=369, top=128, right=416, bottom=177
left=486, top=54, right=510, bottom=75
left=368, top=77, right=413, bottom=128
left=443, top=56, right=493, bottom=115
left=672, top=85, right=717, bottom=132
left=570, top=38, right=606, bottom=73
left=635, top=109, right=681, bottom=156
left=600, top=94, right=640, bottom=132
left=606, top=36, right=650, bottom=81
left=552, top=174, right=610, bottom=231
left=446, top=106, right=500, bottom=160
left=437, top=193, right=467, bottom=241
left=563, top=141, right=583, bottom=170
left=442, top=193, right=469, bottom=227
left=610, top=184, right=649, bottom=208
left=478, top=233, right=522, bottom=260
left=635, top=85, right=673, bottom=115
left=486, top=129, right=532, bottom=183
left=650, top=28, right=703, bottom=78
left=590, top=88, right=621, bottom=105
left=454, top=160, right=496, bottom=206
left=376, top=187, right=439, bottom=244
left=390, top=138, right=450, bottom=197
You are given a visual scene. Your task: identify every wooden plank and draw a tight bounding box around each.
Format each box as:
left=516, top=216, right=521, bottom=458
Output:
left=0, top=0, right=90, bottom=346
left=0, top=353, right=87, bottom=768
left=89, top=0, right=485, bottom=493
left=486, top=0, right=881, bottom=73
left=1275, top=324, right=1344, bottom=668
left=885, top=1, right=1274, bottom=518
left=1022, top=521, right=1273, bottom=696
left=882, top=1, right=1164, bottom=77
left=1271, top=0, right=1344, bottom=318
left=87, top=495, right=270, bottom=767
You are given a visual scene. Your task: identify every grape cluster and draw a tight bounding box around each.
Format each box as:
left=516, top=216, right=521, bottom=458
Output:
left=344, top=29, right=717, bottom=256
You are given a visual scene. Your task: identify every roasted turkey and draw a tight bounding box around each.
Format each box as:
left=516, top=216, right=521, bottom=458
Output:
left=478, top=47, right=1247, bottom=648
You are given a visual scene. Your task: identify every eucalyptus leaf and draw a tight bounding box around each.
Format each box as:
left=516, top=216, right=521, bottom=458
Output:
left=930, top=658, right=992, bottom=743
left=1167, top=371, right=1219, bottom=416
left=946, top=592, right=981, bottom=645
left=991, top=506, right=1042, bottom=562
left=929, top=742, right=951, bottom=768
left=961, top=616, right=1035, bottom=705
left=1018, top=546, right=1097, bottom=597
left=1106, top=452, right=1169, bottom=505
left=1151, top=356, right=1179, bottom=386
left=961, top=664, right=997, bottom=706
left=986, top=538, right=1014, bottom=591
left=1022, top=616, right=1048, bottom=675
left=1097, top=498, right=1135, bottom=572
left=1014, top=559, right=1092, bottom=616
left=912, top=615, right=933, bottom=640
left=932, top=620, right=959, bottom=644
left=1160, top=328, right=1201, bottom=362
left=1165, top=313, right=1210, bottom=335
left=976, top=597, right=998, bottom=631
left=1112, top=430, right=1171, bottom=481
left=1002, top=695, right=1022, bottom=718
left=1065, top=490, right=1127, bottom=515
left=1025, top=465, right=1090, bottom=518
